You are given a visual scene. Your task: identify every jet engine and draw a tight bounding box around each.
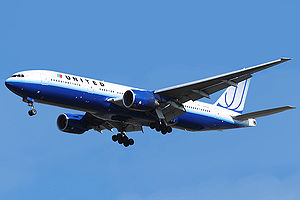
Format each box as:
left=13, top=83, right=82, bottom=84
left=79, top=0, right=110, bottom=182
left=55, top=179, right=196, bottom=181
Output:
left=57, top=113, right=90, bottom=134
left=123, top=89, right=158, bottom=111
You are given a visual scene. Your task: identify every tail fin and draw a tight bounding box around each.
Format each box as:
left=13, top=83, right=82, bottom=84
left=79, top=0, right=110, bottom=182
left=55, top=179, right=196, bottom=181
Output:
left=214, top=79, right=250, bottom=113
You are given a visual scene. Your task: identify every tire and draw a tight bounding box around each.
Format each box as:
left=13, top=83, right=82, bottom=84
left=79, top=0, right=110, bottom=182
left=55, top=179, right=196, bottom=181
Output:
left=123, top=135, right=128, bottom=141
left=28, top=110, right=34, bottom=116
left=128, top=138, right=134, bottom=145
left=112, top=135, right=118, bottom=142
left=160, top=123, right=166, bottom=131
left=150, top=123, right=155, bottom=129
left=31, top=109, right=37, bottom=115
left=155, top=123, right=161, bottom=132
left=117, top=133, right=122, bottom=140
left=161, top=129, right=167, bottom=135
left=118, top=137, right=123, bottom=144
left=167, top=126, right=172, bottom=133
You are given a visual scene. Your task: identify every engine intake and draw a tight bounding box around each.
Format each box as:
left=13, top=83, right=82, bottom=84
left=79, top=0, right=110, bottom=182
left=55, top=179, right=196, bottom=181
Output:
left=57, top=113, right=89, bottom=134
left=123, top=89, right=157, bottom=111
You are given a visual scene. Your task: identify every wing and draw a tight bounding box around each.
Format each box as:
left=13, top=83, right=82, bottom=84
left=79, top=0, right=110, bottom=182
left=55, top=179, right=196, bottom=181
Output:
left=154, top=58, right=291, bottom=103
left=83, top=112, right=143, bottom=133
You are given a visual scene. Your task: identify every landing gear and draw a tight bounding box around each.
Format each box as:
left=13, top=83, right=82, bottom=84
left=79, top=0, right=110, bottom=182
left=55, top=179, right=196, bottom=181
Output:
left=150, top=123, right=156, bottom=129
left=25, top=99, right=37, bottom=116
left=150, top=122, right=173, bottom=135
left=166, top=126, right=172, bottom=133
left=112, top=132, right=134, bottom=147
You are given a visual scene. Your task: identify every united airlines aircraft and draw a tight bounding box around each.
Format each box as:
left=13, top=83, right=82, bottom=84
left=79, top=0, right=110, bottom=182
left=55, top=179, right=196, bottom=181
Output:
left=5, top=58, right=295, bottom=147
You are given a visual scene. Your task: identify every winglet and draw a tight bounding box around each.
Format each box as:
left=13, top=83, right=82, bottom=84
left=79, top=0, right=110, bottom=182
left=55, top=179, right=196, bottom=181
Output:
left=281, top=57, right=292, bottom=62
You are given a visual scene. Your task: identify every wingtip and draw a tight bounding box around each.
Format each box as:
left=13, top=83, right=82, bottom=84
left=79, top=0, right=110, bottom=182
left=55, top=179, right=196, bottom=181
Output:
left=281, top=57, right=292, bottom=62
left=286, top=106, right=296, bottom=110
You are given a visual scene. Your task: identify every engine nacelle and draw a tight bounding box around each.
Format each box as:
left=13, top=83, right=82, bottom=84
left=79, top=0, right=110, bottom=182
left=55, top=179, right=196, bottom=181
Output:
left=57, top=113, right=89, bottom=134
left=123, top=89, right=157, bottom=111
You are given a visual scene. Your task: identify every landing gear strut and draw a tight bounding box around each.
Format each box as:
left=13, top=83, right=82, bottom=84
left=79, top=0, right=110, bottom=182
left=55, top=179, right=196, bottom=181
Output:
left=150, top=121, right=172, bottom=135
left=112, top=132, right=134, bottom=147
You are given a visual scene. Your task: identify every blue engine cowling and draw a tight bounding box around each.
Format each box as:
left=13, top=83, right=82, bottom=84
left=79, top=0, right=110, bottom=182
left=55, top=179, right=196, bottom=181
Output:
left=57, top=113, right=90, bottom=134
left=123, top=89, right=157, bottom=111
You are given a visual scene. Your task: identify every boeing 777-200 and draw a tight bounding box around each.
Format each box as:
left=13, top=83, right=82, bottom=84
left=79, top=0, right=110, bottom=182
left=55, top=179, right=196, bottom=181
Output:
left=5, top=58, right=295, bottom=147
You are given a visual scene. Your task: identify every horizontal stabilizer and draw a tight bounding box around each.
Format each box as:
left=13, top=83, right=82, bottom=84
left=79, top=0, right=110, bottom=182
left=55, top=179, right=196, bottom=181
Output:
left=233, top=106, right=295, bottom=120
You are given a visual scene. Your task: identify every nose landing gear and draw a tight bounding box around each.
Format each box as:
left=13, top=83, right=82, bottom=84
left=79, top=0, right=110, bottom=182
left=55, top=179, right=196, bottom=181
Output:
left=28, top=101, right=37, bottom=116
left=23, top=97, right=37, bottom=116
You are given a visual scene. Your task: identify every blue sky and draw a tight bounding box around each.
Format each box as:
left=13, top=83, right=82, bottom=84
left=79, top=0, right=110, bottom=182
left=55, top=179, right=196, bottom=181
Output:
left=1, top=0, right=299, bottom=199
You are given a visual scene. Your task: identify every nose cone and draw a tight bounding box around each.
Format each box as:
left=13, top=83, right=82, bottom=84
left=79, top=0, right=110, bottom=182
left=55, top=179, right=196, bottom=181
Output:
left=5, top=78, right=14, bottom=91
left=5, top=78, right=23, bottom=96
left=5, top=75, right=42, bottom=98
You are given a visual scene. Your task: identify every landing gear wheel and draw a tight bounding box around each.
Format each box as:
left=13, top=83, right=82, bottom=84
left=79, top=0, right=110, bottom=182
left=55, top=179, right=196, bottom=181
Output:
left=155, top=122, right=161, bottom=132
left=123, top=135, right=128, bottom=141
left=167, top=126, right=172, bottom=133
left=118, top=138, right=123, bottom=144
left=160, top=123, right=167, bottom=131
left=150, top=123, right=155, bottom=129
left=128, top=138, right=134, bottom=145
left=116, top=133, right=122, bottom=140
left=123, top=141, right=129, bottom=147
left=112, top=135, right=118, bottom=142
left=161, top=129, right=167, bottom=135
left=28, top=109, right=37, bottom=116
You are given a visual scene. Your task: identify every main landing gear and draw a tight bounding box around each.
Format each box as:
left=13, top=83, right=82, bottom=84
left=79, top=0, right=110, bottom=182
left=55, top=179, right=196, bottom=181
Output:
left=149, top=122, right=172, bottom=135
left=112, top=133, right=134, bottom=147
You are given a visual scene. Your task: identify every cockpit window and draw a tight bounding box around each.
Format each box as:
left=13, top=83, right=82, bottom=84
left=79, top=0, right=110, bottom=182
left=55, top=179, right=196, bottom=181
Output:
left=12, top=74, right=24, bottom=77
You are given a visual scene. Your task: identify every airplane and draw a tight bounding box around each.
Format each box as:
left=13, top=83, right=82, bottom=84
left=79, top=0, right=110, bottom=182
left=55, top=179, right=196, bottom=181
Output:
left=5, top=58, right=295, bottom=147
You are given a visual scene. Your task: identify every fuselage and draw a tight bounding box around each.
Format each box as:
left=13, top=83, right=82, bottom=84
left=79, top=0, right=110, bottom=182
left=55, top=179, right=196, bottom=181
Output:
left=5, top=70, right=254, bottom=132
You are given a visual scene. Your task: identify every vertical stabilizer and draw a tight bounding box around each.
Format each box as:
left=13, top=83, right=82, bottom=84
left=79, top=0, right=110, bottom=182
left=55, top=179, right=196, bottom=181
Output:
left=214, top=79, right=250, bottom=113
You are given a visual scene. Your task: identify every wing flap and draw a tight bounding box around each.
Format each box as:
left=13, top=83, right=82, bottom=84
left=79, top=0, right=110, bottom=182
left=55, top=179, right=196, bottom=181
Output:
left=162, top=101, right=186, bottom=122
left=83, top=112, right=143, bottom=133
left=233, top=106, right=295, bottom=120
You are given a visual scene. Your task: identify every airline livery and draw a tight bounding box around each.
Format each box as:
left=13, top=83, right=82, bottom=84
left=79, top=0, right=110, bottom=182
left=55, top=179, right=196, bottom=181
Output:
left=5, top=58, right=295, bottom=147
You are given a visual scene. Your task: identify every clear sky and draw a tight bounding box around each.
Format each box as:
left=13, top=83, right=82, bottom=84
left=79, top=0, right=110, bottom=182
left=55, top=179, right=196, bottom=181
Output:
left=1, top=0, right=299, bottom=199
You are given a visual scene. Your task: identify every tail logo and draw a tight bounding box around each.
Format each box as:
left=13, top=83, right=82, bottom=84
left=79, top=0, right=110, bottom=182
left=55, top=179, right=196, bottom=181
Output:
left=216, top=79, right=250, bottom=113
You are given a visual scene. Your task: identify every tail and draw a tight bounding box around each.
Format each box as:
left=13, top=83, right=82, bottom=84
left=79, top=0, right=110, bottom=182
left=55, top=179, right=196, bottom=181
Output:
left=214, top=79, right=250, bottom=113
